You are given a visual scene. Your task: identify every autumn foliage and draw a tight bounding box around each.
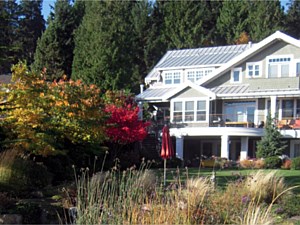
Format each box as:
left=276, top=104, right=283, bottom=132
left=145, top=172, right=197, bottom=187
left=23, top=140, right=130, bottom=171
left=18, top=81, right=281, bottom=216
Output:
left=0, top=63, right=149, bottom=157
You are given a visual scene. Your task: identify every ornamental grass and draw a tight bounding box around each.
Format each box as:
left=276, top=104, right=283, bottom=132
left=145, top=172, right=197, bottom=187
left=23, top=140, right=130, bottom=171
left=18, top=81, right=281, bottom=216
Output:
left=69, top=166, right=299, bottom=225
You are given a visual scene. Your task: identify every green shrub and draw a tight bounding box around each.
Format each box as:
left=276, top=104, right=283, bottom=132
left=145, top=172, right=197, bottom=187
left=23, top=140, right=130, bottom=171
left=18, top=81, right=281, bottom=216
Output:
left=279, top=193, right=300, bottom=218
left=264, top=156, right=282, bottom=169
left=291, top=157, right=300, bottom=170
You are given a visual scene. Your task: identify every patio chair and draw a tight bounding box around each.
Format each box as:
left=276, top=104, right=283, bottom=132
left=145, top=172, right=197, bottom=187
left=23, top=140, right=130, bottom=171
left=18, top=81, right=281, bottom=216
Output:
left=277, top=119, right=291, bottom=129
left=290, top=119, right=300, bottom=129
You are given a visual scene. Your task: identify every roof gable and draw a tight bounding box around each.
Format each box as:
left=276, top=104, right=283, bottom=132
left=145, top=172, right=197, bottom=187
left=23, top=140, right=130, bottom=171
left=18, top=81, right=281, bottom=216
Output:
left=198, top=31, right=300, bottom=86
left=163, top=81, right=216, bottom=100
left=145, top=44, right=249, bottom=83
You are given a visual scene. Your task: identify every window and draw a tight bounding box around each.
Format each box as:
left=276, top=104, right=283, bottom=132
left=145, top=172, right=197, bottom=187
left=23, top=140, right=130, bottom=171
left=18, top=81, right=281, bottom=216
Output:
left=173, top=102, right=182, bottom=122
left=282, top=99, right=294, bottom=119
left=296, top=99, right=300, bottom=118
left=296, top=60, right=300, bottom=77
left=172, top=99, right=207, bottom=122
left=246, top=63, right=261, bottom=77
left=185, top=101, right=194, bottom=121
left=186, top=68, right=214, bottom=83
left=163, top=71, right=182, bottom=85
left=231, top=68, right=242, bottom=83
left=197, top=101, right=206, bottom=121
left=267, top=56, right=292, bottom=78
left=224, top=101, right=256, bottom=122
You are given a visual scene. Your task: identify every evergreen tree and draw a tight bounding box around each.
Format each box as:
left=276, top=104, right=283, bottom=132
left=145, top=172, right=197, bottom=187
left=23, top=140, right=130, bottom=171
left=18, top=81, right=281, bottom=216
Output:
left=160, top=0, right=216, bottom=49
left=0, top=0, right=20, bottom=74
left=285, top=0, right=300, bottom=39
left=216, top=1, right=250, bottom=44
left=247, top=0, right=284, bottom=42
left=18, top=0, right=45, bottom=66
left=256, top=114, right=287, bottom=158
left=73, top=1, right=141, bottom=91
left=33, top=0, right=81, bottom=80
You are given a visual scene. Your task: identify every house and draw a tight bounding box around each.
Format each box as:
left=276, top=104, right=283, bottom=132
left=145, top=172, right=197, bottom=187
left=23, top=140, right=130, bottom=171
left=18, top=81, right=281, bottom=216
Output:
left=136, top=31, right=300, bottom=163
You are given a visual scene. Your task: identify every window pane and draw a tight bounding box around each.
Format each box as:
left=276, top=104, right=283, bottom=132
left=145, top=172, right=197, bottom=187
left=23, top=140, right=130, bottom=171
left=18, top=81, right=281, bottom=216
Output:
left=197, top=112, right=206, bottom=121
left=233, top=70, right=240, bottom=82
left=297, top=63, right=300, bottom=77
left=174, top=112, right=182, bottom=122
left=282, top=100, right=294, bottom=119
left=187, top=71, right=194, bottom=82
left=186, top=101, right=194, bottom=111
left=281, top=64, right=289, bottom=77
left=173, top=72, right=181, bottom=84
left=185, top=112, right=194, bottom=121
left=165, top=73, right=172, bottom=84
left=174, top=102, right=182, bottom=111
left=269, top=64, right=278, bottom=78
left=197, top=101, right=206, bottom=110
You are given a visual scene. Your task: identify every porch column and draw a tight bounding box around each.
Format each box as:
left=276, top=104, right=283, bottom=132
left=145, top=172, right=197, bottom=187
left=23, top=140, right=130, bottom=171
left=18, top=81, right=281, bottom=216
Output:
left=138, top=101, right=143, bottom=120
left=221, top=135, right=229, bottom=159
left=270, top=96, right=277, bottom=118
left=240, top=137, right=249, bottom=160
left=176, top=136, right=184, bottom=159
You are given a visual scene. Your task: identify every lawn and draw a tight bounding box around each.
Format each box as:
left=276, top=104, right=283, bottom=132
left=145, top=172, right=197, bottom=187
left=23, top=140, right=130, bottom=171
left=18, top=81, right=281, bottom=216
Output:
left=156, top=167, right=300, bottom=193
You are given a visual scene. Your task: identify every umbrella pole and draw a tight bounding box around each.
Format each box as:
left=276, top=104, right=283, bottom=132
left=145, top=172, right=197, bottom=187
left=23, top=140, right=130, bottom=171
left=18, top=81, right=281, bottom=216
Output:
left=163, top=158, right=166, bottom=187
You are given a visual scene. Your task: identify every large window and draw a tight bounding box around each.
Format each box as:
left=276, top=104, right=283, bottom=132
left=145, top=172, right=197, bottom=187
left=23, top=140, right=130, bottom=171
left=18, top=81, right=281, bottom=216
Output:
left=186, top=68, right=214, bottom=83
left=231, top=68, right=242, bottom=83
left=173, top=102, right=182, bottom=122
left=267, top=56, right=292, bottom=78
left=224, top=101, right=256, bottom=122
left=282, top=99, right=294, bottom=119
left=246, top=62, right=261, bottom=77
left=172, top=99, right=207, bottom=122
left=164, top=71, right=182, bottom=85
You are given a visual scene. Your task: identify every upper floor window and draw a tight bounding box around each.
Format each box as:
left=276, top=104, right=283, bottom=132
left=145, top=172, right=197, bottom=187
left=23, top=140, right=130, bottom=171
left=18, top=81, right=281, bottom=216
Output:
left=246, top=62, right=261, bottom=78
left=231, top=67, right=242, bottom=83
left=163, top=71, right=182, bottom=85
left=267, top=56, right=292, bottom=78
left=186, top=68, right=214, bottom=83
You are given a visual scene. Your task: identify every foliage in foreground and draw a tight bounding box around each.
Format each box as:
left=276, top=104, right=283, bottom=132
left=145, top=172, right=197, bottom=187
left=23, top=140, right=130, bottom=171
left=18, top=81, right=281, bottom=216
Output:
left=69, top=168, right=299, bottom=225
left=0, top=63, right=149, bottom=158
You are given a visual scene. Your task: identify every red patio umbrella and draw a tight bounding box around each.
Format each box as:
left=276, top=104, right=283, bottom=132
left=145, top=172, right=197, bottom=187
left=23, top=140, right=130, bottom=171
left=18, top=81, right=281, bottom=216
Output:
left=161, top=125, right=174, bottom=186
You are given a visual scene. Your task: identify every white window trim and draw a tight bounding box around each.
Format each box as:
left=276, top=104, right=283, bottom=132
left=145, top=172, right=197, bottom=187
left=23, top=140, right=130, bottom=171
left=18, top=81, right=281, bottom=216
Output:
left=171, top=97, right=209, bottom=123
left=246, top=62, right=262, bottom=78
left=266, top=55, right=294, bottom=78
left=162, top=70, right=182, bottom=85
left=185, top=68, right=215, bottom=83
left=294, top=59, right=300, bottom=77
left=231, top=67, right=242, bottom=83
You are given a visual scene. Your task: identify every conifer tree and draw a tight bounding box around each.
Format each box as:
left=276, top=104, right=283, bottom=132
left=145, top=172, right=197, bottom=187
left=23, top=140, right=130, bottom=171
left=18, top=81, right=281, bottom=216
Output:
left=33, top=0, right=82, bottom=80
left=247, top=0, right=284, bottom=42
left=285, top=0, right=300, bottom=39
left=18, top=0, right=45, bottom=65
left=256, top=114, right=287, bottom=158
left=0, top=0, right=20, bottom=74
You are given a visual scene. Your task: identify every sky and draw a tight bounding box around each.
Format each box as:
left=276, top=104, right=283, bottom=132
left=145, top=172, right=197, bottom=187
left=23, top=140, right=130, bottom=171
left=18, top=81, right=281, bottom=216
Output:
left=42, top=0, right=56, bottom=20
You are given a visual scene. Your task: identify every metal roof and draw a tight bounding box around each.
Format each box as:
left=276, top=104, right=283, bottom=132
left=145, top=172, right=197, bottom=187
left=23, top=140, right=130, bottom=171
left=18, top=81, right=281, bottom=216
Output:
left=210, top=85, right=250, bottom=95
left=210, top=84, right=300, bottom=98
left=157, top=45, right=249, bottom=68
left=136, top=87, right=177, bottom=101
left=146, top=44, right=250, bottom=82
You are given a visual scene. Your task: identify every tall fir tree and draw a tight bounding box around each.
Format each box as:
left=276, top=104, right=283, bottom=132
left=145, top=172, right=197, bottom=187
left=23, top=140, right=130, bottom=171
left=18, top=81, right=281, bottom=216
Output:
left=160, top=0, right=216, bottom=49
left=247, top=0, right=284, bottom=42
left=18, top=0, right=45, bottom=66
left=0, top=0, right=20, bottom=74
left=33, top=0, right=81, bottom=80
left=73, top=1, right=143, bottom=92
left=216, top=1, right=250, bottom=44
left=285, top=0, right=300, bottom=39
